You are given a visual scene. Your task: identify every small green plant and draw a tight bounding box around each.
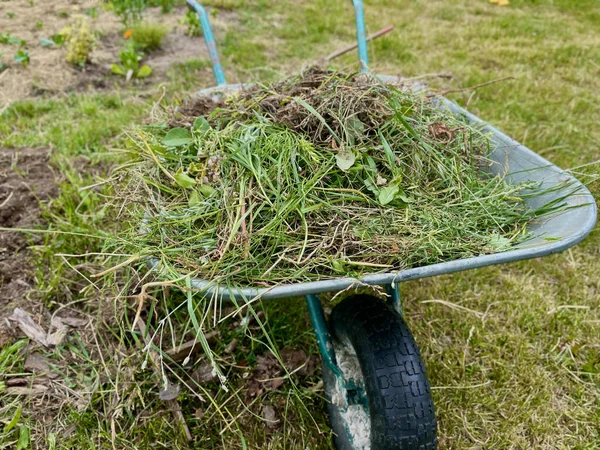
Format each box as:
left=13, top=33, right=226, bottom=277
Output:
left=35, top=20, right=43, bottom=30
left=130, top=22, right=169, bottom=51
left=148, top=0, right=175, bottom=13
left=60, top=16, right=96, bottom=66
left=40, top=34, right=65, bottom=47
left=14, top=49, right=30, bottom=67
left=84, top=7, right=98, bottom=18
left=7, top=12, right=15, bottom=19
left=111, top=0, right=147, bottom=25
left=111, top=42, right=152, bottom=80
left=0, top=33, right=26, bottom=46
left=182, top=9, right=202, bottom=37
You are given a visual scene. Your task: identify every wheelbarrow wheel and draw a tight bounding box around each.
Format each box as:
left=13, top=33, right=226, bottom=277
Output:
left=323, top=294, right=437, bottom=450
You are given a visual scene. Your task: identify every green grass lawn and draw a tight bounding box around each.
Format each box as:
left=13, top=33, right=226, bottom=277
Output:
left=1, top=0, right=599, bottom=449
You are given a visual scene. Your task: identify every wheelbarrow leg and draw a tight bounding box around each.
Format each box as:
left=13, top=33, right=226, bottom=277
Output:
left=386, top=282, right=402, bottom=316
left=305, top=294, right=345, bottom=381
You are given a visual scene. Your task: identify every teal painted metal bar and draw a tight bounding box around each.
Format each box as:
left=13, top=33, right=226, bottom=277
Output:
left=186, top=0, right=227, bottom=85
left=351, top=0, right=369, bottom=71
left=386, top=284, right=402, bottom=316
left=305, top=294, right=344, bottom=380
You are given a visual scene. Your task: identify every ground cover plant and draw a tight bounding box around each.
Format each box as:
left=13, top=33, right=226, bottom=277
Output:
left=0, top=0, right=599, bottom=449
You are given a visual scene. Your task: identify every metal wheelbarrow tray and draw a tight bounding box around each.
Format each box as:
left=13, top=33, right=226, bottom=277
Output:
left=173, top=1, right=598, bottom=449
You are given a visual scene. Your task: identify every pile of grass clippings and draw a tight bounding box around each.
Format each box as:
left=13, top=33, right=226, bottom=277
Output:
left=110, top=68, right=553, bottom=288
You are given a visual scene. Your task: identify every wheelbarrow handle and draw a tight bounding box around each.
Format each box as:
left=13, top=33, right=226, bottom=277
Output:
left=186, top=0, right=227, bottom=86
left=187, top=0, right=371, bottom=85
left=352, top=0, right=369, bottom=72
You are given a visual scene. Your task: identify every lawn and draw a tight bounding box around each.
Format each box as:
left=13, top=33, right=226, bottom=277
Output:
left=0, top=0, right=599, bottom=449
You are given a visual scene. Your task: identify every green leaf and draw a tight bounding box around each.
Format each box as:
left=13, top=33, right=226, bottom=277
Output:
left=198, top=184, right=215, bottom=197
left=380, top=132, right=400, bottom=178
left=174, top=169, right=196, bottom=189
left=50, top=34, right=65, bottom=45
left=110, top=64, right=126, bottom=76
left=335, top=149, right=356, bottom=171
left=379, top=184, right=400, bottom=206
left=346, top=116, right=365, bottom=136
left=4, top=404, right=21, bottom=433
left=193, top=116, right=211, bottom=132
left=188, top=190, right=201, bottom=207
left=163, top=128, right=192, bottom=147
left=136, top=65, right=152, bottom=78
left=14, top=50, right=29, bottom=67
left=16, top=425, right=30, bottom=450
left=40, top=38, right=55, bottom=47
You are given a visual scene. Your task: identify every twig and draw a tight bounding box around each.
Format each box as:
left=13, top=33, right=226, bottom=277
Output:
left=426, top=76, right=514, bottom=97
left=324, top=25, right=394, bottom=61
left=137, top=318, right=192, bottom=442
left=0, top=191, right=14, bottom=208
left=165, top=330, right=220, bottom=363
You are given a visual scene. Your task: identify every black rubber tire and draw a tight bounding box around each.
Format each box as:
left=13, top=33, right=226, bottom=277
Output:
left=324, top=294, right=437, bottom=450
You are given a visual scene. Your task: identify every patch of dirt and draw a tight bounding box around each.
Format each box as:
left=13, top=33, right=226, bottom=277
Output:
left=0, top=2, right=240, bottom=106
left=0, top=147, right=58, bottom=344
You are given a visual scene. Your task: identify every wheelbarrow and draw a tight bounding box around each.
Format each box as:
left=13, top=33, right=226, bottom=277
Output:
left=177, top=1, right=598, bottom=448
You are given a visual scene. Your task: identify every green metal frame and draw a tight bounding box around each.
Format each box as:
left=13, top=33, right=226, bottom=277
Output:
left=305, top=284, right=402, bottom=405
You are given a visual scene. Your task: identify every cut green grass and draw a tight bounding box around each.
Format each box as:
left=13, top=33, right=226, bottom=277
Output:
left=0, top=0, right=599, bottom=449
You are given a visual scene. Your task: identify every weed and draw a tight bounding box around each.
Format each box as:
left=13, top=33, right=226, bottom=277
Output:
left=111, top=0, right=147, bottom=25
left=111, top=42, right=152, bottom=80
left=130, top=22, right=169, bottom=51
left=148, top=0, right=176, bottom=14
left=0, top=33, right=26, bottom=46
left=7, top=12, right=15, bottom=19
left=84, top=7, right=98, bottom=18
left=183, top=9, right=202, bottom=37
left=35, top=20, right=43, bottom=30
left=13, top=49, right=30, bottom=67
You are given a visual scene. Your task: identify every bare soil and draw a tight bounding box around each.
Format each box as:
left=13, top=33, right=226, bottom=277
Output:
left=0, top=1, right=237, bottom=106
left=0, top=147, right=58, bottom=345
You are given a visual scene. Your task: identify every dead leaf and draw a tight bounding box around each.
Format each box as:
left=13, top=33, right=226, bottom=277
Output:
left=5, top=385, right=48, bottom=396
left=281, top=349, right=315, bottom=377
left=192, top=362, right=217, bottom=385
left=6, top=377, right=28, bottom=386
left=52, top=316, right=88, bottom=328
left=428, top=122, right=455, bottom=144
left=46, top=324, right=68, bottom=347
left=263, top=405, right=279, bottom=428
left=23, top=353, right=54, bottom=377
left=158, top=383, right=180, bottom=401
left=194, top=408, right=205, bottom=420
left=9, top=308, right=48, bottom=346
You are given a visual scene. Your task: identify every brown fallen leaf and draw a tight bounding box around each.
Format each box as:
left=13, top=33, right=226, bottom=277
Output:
left=23, top=352, right=59, bottom=379
left=6, top=377, right=29, bottom=386
left=46, top=324, right=68, bottom=347
left=158, top=383, right=180, bottom=401
left=263, top=405, right=279, bottom=429
left=52, top=316, right=88, bottom=328
left=428, top=122, right=455, bottom=144
left=6, top=385, right=48, bottom=396
left=192, top=362, right=217, bottom=385
left=281, top=348, right=315, bottom=377
left=9, top=308, right=48, bottom=346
